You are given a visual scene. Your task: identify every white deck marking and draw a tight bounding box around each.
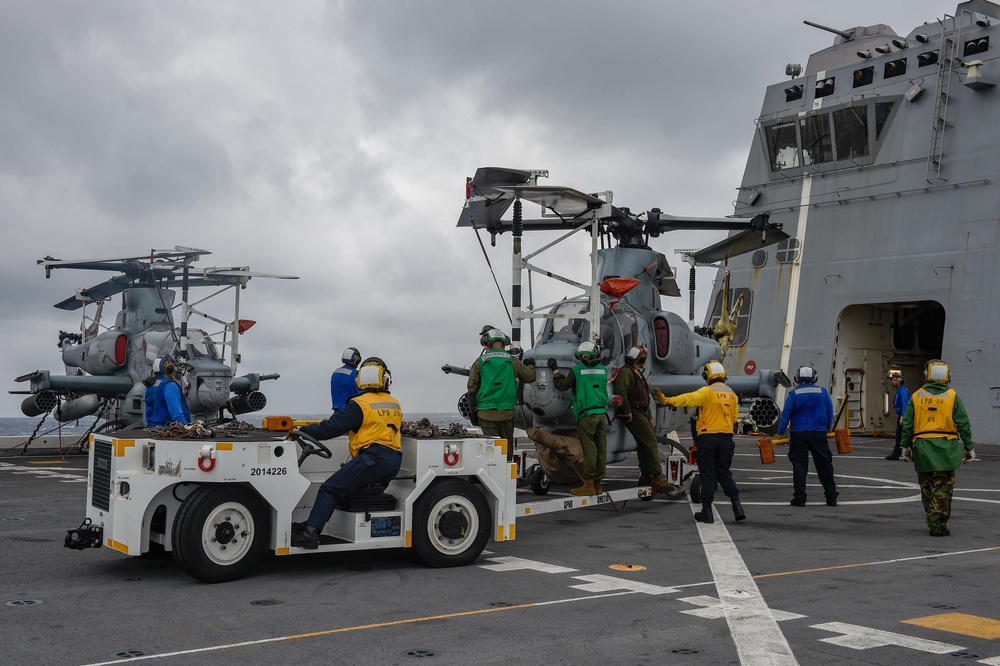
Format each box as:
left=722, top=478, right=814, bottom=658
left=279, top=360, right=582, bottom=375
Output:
left=479, top=555, right=577, bottom=574
left=568, top=574, right=678, bottom=595
left=0, top=461, right=86, bottom=481
left=694, top=504, right=799, bottom=665
left=678, top=595, right=806, bottom=621
left=811, top=622, right=964, bottom=653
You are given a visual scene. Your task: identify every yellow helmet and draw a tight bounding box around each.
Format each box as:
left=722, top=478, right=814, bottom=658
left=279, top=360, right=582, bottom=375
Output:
left=924, top=359, right=951, bottom=383
left=702, top=360, right=726, bottom=383
left=356, top=357, right=392, bottom=391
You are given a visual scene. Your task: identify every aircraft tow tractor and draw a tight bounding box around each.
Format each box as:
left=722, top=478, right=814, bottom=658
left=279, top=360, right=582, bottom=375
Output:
left=65, top=419, right=688, bottom=583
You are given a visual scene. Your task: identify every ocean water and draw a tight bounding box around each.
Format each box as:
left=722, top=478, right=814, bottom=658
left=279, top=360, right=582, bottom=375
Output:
left=0, top=413, right=467, bottom=437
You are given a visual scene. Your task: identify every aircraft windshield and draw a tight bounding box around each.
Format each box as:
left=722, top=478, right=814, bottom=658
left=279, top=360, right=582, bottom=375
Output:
left=536, top=299, right=640, bottom=365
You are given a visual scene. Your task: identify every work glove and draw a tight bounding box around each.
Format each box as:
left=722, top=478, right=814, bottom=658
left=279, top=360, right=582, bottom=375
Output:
left=652, top=387, right=669, bottom=405
left=964, top=448, right=977, bottom=463
left=523, top=357, right=535, bottom=367
left=902, top=448, right=913, bottom=462
left=546, top=358, right=558, bottom=370
left=469, top=412, right=480, bottom=427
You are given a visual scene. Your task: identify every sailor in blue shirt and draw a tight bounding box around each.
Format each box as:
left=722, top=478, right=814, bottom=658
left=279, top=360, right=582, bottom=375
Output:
left=144, top=355, right=191, bottom=427
left=777, top=365, right=838, bottom=506
left=885, top=372, right=910, bottom=460
left=331, top=347, right=362, bottom=411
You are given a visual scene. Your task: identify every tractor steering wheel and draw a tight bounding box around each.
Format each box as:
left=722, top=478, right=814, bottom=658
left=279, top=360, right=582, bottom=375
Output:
left=290, top=429, right=333, bottom=465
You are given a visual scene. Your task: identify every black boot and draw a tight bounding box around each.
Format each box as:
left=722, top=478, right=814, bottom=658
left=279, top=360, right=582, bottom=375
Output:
left=292, top=524, right=319, bottom=550
left=731, top=497, right=746, bottom=521
left=694, top=503, right=714, bottom=524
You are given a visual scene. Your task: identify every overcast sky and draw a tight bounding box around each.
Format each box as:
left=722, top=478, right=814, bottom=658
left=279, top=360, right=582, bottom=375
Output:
left=1, top=0, right=951, bottom=418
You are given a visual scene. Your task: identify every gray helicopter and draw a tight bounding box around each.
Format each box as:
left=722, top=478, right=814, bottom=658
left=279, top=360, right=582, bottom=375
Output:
left=12, top=247, right=297, bottom=432
left=444, top=167, right=791, bottom=492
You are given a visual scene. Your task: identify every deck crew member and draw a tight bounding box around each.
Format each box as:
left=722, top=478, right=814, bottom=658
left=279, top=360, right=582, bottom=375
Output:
left=777, top=365, right=838, bottom=507
left=551, top=341, right=608, bottom=496
left=900, top=359, right=976, bottom=537
left=885, top=372, right=910, bottom=460
left=654, top=361, right=744, bottom=523
left=466, top=327, right=536, bottom=448
left=143, top=355, right=191, bottom=427
left=614, top=345, right=676, bottom=494
left=331, top=346, right=362, bottom=411
left=292, top=357, right=403, bottom=549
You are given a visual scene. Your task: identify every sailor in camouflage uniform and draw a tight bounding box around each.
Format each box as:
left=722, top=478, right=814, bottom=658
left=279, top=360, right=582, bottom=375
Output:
left=900, top=360, right=976, bottom=537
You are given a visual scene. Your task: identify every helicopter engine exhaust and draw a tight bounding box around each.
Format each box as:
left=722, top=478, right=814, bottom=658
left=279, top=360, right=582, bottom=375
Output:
left=55, top=395, right=101, bottom=422
left=227, top=391, right=267, bottom=415
left=21, top=391, right=59, bottom=417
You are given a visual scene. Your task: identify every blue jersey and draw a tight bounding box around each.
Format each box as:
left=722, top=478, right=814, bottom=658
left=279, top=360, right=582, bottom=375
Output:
left=331, top=365, right=360, bottom=410
left=144, top=377, right=191, bottom=427
left=778, top=384, right=834, bottom=434
left=893, top=385, right=911, bottom=417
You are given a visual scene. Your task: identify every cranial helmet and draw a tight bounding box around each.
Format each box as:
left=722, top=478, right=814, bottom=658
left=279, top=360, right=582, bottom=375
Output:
left=890, top=372, right=904, bottom=384
left=625, top=345, right=648, bottom=365
left=342, top=347, right=362, bottom=367
left=153, top=354, right=179, bottom=378
left=356, top=357, right=392, bottom=391
left=702, top=360, right=727, bottom=383
left=794, top=365, right=817, bottom=384
left=925, top=359, right=951, bottom=383
left=481, top=327, right=510, bottom=348
left=576, top=341, right=600, bottom=366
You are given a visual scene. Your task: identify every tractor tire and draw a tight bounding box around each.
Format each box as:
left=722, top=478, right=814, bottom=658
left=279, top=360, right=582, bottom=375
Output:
left=412, top=479, right=490, bottom=568
left=172, top=484, right=267, bottom=583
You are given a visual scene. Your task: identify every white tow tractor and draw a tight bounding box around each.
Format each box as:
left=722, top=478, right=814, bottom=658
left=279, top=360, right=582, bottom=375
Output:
left=65, top=421, right=690, bottom=583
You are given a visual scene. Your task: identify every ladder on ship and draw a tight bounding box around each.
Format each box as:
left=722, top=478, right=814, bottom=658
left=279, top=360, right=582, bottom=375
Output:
left=926, top=13, right=961, bottom=182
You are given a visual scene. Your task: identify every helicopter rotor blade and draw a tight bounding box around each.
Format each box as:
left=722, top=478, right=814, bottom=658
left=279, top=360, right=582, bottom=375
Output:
left=686, top=226, right=790, bottom=264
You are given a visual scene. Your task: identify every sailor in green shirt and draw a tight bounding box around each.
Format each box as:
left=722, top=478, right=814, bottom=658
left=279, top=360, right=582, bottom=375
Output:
left=550, top=341, right=608, bottom=496
left=900, top=359, right=976, bottom=537
left=614, top=345, right=676, bottom=494
left=466, top=327, right=536, bottom=449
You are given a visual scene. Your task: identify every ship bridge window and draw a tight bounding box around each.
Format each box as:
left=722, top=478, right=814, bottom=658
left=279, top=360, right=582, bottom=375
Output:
left=884, top=58, right=907, bottom=79
left=853, top=67, right=874, bottom=88
left=800, top=115, right=833, bottom=165
left=833, top=106, right=869, bottom=160
left=776, top=238, right=800, bottom=264
left=765, top=121, right=799, bottom=170
left=875, top=101, right=895, bottom=139
left=918, top=50, right=939, bottom=67
left=964, top=36, right=989, bottom=57
left=707, top=287, right=753, bottom=348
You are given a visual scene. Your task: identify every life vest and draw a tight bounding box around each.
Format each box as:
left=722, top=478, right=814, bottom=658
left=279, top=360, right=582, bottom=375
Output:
left=912, top=388, right=959, bottom=440
left=476, top=350, right=517, bottom=411
left=570, top=364, right=608, bottom=420
left=622, top=365, right=650, bottom=412
left=695, top=383, right=738, bottom=435
left=348, top=392, right=403, bottom=455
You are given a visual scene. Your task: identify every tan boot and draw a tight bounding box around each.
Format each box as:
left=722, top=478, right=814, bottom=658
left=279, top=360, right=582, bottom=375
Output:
left=594, top=480, right=605, bottom=495
left=650, top=475, right=676, bottom=493
left=570, top=479, right=596, bottom=496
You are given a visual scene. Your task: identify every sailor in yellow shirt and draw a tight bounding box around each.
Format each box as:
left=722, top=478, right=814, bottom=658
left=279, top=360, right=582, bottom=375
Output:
left=653, top=361, right=745, bottom=524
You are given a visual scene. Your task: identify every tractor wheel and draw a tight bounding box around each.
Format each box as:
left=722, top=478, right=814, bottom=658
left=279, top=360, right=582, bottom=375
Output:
left=529, top=466, right=550, bottom=495
left=412, top=479, right=490, bottom=568
left=172, top=484, right=267, bottom=583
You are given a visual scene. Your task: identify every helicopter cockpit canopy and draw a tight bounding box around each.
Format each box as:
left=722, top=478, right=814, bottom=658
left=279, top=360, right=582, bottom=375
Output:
left=534, top=297, right=641, bottom=367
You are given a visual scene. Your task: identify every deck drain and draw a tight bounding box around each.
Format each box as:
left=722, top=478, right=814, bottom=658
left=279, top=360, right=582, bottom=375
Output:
left=488, top=601, right=514, bottom=607
left=114, top=650, right=146, bottom=658
left=405, top=649, right=435, bottom=658
left=6, top=599, right=42, bottom=607
left=586, top=544, right=606, bottom=549
left=929, top=603, right=957, bottom=609
left=250, top=599, right=285, bottom=606
left=950, top=651, right=982, bottom=659
left=672, top=648, right=699, bottom=654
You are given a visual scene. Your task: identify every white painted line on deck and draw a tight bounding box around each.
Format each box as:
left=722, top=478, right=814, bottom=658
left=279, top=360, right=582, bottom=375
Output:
left=811, top=621, right=964, bottom=653
left=694, top=504, right=799, bottom=665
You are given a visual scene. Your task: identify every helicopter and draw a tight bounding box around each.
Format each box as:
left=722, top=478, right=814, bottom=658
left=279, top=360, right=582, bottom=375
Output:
left=442, top=167, right=792, bottom=492
left=12, top=246, right=297, bottom=433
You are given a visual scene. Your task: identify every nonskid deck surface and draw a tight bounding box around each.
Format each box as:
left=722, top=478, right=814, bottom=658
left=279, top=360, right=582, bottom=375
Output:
left=3, top=434, right=999, bottom=666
